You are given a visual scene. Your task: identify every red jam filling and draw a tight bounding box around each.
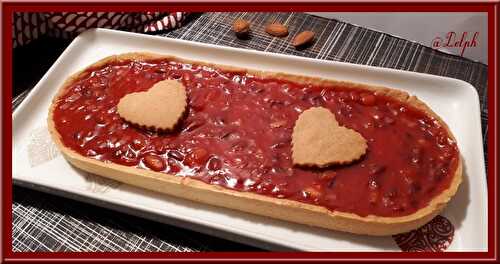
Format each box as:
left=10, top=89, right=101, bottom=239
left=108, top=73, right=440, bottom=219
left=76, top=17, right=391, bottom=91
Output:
left=52, top=59, right=459, bottom=217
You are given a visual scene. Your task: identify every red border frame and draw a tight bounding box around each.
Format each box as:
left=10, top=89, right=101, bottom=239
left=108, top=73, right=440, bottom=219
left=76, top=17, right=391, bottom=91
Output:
left=2, top=1, right=498, bottom=262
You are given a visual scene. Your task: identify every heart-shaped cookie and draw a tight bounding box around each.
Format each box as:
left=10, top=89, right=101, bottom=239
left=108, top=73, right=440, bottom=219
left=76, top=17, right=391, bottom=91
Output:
left=292, top=107, right=367, bottom=167
left=117, top=80, right=187, bottom=132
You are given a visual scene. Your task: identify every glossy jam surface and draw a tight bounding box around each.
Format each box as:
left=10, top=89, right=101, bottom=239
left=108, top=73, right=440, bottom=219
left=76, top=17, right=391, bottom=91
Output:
left=53, top=59, right=459, bottom=217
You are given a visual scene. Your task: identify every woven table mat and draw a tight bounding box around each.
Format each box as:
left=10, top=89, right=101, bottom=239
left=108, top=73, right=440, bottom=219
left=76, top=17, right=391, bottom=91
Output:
left=12, top=12, right=488, bottom=252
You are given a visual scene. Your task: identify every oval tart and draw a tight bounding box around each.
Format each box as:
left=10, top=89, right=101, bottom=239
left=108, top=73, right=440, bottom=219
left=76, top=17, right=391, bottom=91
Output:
left=48, top=52, right=462, bottom=236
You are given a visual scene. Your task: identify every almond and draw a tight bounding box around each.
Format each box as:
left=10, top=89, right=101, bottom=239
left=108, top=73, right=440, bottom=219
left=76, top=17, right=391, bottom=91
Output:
left=232, top=19, right=250, bottom=38
left=143, top=154, right=166, bottom=172
left=292, top=31, right=315, bottom=48
left=265, top=23, right=288, bottom=37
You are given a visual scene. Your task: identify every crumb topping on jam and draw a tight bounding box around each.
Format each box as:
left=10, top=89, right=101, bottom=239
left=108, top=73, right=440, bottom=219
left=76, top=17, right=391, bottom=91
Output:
left=52, top=59, right=459, bottom=217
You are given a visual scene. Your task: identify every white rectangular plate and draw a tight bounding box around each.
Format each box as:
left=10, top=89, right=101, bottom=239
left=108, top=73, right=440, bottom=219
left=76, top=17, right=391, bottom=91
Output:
left=13, top=28, right=488, bottom=251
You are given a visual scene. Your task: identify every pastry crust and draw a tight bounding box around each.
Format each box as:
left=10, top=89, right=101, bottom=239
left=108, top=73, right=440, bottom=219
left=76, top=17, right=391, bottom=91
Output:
left=48, top=52, right=462, bottom=236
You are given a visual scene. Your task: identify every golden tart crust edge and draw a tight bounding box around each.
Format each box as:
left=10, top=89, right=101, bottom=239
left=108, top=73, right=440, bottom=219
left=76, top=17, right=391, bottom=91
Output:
left=47, top=52, right=463, bottom=236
